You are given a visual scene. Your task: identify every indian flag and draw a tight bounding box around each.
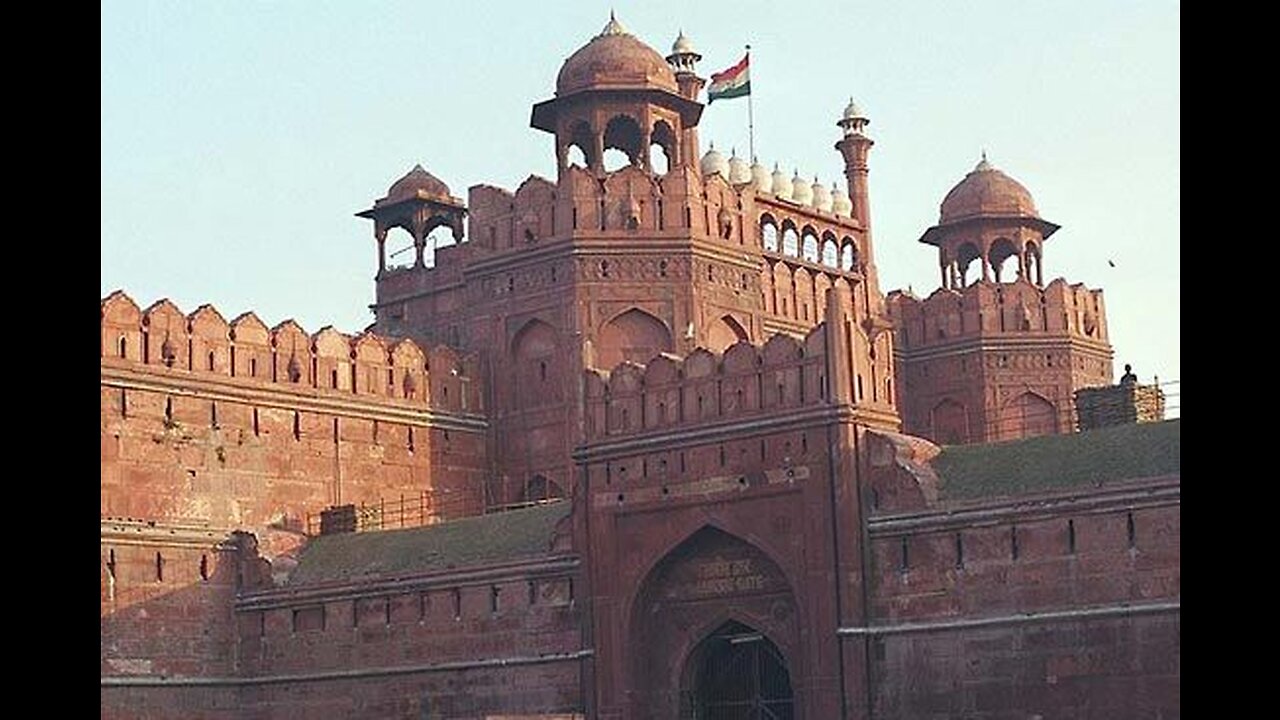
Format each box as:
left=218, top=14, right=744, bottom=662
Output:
left=707, top=53, right=750, bottom=103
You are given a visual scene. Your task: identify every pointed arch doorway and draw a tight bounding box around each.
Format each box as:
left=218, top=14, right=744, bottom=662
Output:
left=627, top=526, right=801, bottom=718
left=682, top=620, right=795, bottom=720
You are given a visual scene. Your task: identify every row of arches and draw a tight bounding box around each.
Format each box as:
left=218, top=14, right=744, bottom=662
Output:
left=562, top=115, right=680, bottom=175
left=943, top=238, right=1043, bottom=289
left=760, top=214, right=860, bottom=272
left=762, top=264, right=853, bottom=325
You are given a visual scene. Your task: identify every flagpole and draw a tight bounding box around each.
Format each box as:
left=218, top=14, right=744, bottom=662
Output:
left=745, top=44, right=755, bottom=162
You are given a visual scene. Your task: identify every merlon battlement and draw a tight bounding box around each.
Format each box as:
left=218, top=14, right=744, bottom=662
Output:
left=888, top=277, right=1108, bottom=349
left=584, top=326, right=830, bottom=441
left=101, top=290, right=483, bottom=412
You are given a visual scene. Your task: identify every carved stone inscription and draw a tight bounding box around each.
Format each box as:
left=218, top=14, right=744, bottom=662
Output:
left=652, top=530, right=786, bottom=604
left=680, top=559, right=767, bottom=599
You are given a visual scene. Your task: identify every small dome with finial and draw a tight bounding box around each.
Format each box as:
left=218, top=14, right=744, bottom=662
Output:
left=791, top=170, right=813, bottom=205
left=750, top=158, right=772, bottom=193
left=672, top=30, right=696, bottom=55
left=728, top=149, right=752, bottom=185
left=841, top=97, right=867, bottom=123
left=771, top=163, right=793, bottom=200
left=701, top=143, right=729, bottom=178
left=600, top=10, right=628, bottom=36
left=938, top=152, right=1039, bottom=224
left=387, top=164, right=452, bottom=203
left=557, top=12, right=679, bottom=96
left=812, top=178, right=832, bottom=212
left=838, top=97, right=871, bottom=136
left=832, top=183, right=852, bottom=217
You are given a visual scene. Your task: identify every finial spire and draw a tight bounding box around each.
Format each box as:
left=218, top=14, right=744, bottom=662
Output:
left=975, top=151, right=993, bottom=172
left=599, top=10, right=629, bottom=37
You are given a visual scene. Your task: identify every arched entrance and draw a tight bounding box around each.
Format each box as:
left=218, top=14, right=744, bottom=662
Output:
left=628, top=526, right=800, bottom=719
left=683, top=620, right=794, bottom=719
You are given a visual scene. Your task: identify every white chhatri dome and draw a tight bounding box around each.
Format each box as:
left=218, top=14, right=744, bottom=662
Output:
left=728, top=149, right=751, bottom=185
left=791, top=170, right=813, bottom=205
left=812, top=178, right=832, bottom=212
left=771, top=163, right=792, bottom=200
left=672, top=31, right=696, bottom=55
left=832, top=184, right=853, bottom=217
left=750, top=158, right=772, bottom=193
left=842, top=97, right=865, bottom=123
left=700, top=143, right=729, bottom=177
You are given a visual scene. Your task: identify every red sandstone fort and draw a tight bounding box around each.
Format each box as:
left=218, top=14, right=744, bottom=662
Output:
left=101, top=15, right=1179, bottom=720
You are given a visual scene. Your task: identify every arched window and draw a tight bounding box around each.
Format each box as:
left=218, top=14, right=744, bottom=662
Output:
left=841, top=238, right=859, bottom=271
left=782, top=226, right=799, bottom=257
left=801, top=230, right=819, bottom=263
left=761, top=221, right=779, bottom=252
left=957, top=242, right=982, bottom=285
left=603, top=115, right=643, bottom=171
left=821, top=235, right=839, bottom=267
left=650, top=120, right=676, bottom=175
left=989, top=238, right=1019, bottom=282
left=565, top=120, right=593, bottom=170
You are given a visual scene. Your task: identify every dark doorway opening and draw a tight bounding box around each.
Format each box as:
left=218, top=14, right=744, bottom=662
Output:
left=683, top=621, right=794, bottom=719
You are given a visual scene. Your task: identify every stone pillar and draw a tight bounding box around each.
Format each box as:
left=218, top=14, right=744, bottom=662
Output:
left=591, top=131, right=605, bottom=174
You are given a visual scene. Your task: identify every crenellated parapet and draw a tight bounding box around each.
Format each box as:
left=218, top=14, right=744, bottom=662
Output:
left=101, top=291, right=486, bottom=415
left=584, top=324, right=833, bottom=442
left=889, top=277, right=1109, bottom=351
left=888, top=276, right=1113, bottom=445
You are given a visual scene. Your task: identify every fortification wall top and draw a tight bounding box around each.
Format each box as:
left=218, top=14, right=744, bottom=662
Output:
left=584, top=324, right=829, bottom=441
left=888, top=277, right=1109, bottom=349
left=101, top=291, right=485, bottom=414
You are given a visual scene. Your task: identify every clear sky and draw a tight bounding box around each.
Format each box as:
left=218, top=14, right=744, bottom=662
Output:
left=102, top=1, right=1179, bottom=415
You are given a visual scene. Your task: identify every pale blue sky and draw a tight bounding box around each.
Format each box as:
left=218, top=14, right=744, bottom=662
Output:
left=102, top=1, right=1179, bottom=412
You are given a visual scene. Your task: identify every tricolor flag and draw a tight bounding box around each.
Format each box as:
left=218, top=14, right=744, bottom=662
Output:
left=707, top=53, right=750, bottom=103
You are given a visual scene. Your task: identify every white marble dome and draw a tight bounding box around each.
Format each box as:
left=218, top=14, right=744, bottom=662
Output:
left=842, top=97, right=866, bottom=124
left=750, top=159, right=772, bottom=193
left=672, top=31, right=696, bottom=55
left=727, top=150, right=752, bottom=185
left=771, top=163, right=792, bottom=200
left=791, top=170, right=813, bottom=205
left=832, top=184, right=853, bottom=217
left=812, top=178, right=832, bottom=212
left=700, top=144, right=728, bottom=178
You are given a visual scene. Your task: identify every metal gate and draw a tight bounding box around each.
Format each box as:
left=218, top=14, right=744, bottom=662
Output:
left=689, top=622, right=794, bottom=720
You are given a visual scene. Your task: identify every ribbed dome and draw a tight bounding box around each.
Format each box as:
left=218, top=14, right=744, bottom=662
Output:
left=701, top=144, right=729, bottom=177
left=832, top=184, right=853, bottom=217
left=771, top=164, right=792, bottom=200
left=727, top=150, right=751, bottom=185
left=812, top=178, right=832, bottom=212
left=750, top=159, right=772, bottom=193
left=556, top=14, right=679, bottom=96
left=791, top=170, right=813, bottom=206
left=939, top=156, right=1039, bottom=223
left=387, top=164, right=451, bottom=202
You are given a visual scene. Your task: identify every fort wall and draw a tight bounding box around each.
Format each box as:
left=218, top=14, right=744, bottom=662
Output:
left=232, top=558, right=584, bottom=719
left=859, top=477, right=1179, bottom=718
left=102, top=291, right=489, bottom=541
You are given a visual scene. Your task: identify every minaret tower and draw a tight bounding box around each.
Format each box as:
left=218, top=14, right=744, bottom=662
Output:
left=835, top=99, right=873, bottom=230
left=666, top=31, right=705, bottom=169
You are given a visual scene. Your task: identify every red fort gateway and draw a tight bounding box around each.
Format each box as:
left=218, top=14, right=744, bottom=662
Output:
left=101, top=16, right=1179, bottom=720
